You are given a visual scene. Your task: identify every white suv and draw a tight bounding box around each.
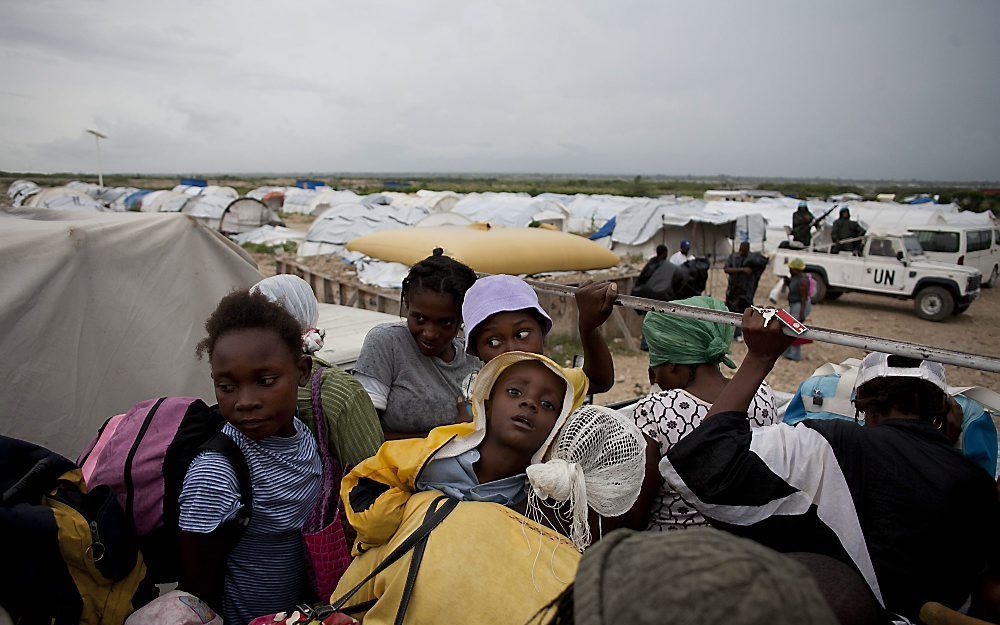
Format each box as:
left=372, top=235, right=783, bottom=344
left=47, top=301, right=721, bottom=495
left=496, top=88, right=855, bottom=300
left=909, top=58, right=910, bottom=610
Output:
left=908, top=226, right=1000, bottom=288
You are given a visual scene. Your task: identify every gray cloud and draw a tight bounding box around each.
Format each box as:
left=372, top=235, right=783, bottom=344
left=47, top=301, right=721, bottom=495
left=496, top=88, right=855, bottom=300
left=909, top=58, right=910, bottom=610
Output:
left=1, top=0, right=998, bottom=180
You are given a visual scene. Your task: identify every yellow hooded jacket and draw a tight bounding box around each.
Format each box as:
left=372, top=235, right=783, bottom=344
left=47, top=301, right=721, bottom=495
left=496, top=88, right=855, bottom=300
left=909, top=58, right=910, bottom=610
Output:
left=340, top=352, right=587, bottom=554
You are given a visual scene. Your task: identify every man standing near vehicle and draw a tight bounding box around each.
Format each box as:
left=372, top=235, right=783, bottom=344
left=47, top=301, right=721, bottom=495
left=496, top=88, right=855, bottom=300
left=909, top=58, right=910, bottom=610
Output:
left=670, top=240, right=695, bottom=266
left=724, top=241, right=755, bottom=340
left=832, top=207, right=866, bottom=254
left=792, top=201, right=814, bottom=246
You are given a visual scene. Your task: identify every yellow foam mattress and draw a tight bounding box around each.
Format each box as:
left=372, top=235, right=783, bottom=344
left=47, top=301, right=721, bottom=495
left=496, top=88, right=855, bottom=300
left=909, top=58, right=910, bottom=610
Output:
left=347, top=224, right=620, bottom=274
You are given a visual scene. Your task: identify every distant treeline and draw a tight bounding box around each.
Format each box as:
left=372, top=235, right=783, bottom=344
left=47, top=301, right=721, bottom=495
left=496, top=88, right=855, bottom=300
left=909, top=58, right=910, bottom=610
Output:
left=3, top=172, right=998, bottom=215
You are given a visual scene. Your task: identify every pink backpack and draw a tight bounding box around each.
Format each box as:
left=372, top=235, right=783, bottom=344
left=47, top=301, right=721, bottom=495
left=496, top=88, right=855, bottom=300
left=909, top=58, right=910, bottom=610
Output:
left=806, top=273, right=818, bottom=300
left=78, top=397, right=252, bottom=583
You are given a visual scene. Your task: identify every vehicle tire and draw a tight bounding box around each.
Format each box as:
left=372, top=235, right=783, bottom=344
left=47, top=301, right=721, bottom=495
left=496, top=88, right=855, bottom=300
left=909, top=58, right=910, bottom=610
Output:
left=953, top=303, right=970, bottom=315
left=986, top=265, right=998, bottom=288
left=915, top=286, right=955, bottom=321
left=825, top=290, right=843, bottom=301
left=806, top=271, right=827, bottom=303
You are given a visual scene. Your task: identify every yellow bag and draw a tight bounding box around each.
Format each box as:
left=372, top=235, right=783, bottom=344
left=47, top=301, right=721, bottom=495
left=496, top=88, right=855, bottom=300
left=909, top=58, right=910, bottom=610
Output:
left=334, top=490, right=580, bottom=624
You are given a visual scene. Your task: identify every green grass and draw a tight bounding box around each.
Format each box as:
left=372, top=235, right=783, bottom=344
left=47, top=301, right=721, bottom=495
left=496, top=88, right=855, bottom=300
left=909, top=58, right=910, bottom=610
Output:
left=240, top=241, right=298, bottom=255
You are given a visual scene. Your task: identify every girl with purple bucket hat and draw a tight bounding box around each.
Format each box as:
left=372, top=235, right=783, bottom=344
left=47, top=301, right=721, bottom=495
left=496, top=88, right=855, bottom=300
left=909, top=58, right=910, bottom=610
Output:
left=462, top=274, right=618, bottom=408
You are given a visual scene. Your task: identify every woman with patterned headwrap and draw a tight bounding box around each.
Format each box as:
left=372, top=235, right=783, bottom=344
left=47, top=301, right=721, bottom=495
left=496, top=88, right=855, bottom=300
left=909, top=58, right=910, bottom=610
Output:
left=625, top=295, right=778, bottom=532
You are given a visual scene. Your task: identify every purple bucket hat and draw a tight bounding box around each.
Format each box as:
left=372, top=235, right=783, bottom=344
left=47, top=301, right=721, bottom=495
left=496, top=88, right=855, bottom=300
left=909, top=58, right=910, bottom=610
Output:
left=462, top=274, right=553, bottom=355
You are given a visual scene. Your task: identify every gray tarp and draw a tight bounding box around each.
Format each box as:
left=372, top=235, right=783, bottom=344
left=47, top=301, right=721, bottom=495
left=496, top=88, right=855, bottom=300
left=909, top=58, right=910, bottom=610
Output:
left=0, top=208, right=262, bottom=457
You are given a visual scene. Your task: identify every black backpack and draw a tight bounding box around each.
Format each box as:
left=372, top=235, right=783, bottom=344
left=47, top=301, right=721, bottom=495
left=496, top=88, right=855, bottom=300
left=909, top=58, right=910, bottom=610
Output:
left=0, top=436, right=155, bottom=624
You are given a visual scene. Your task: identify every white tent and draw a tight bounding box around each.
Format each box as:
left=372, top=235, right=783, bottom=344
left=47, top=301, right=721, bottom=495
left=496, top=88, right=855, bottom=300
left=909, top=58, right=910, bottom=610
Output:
left=24, top=187, right=105, bottom=213
left=140, top=190, right=194, bottom=213
left=306, top=189, right=363, bottom=216
left=0, top=208, right=262, bottom=457
left=281, top=187, right=319, bottom=214
left=610, top=199, right=766, bottom=260
left=219, top=197, right=278, bottom=235
left=231, top=225, right=306, bottom=246
left=385, top=190, right=463, bottom=213
left=451, top=192, right=569, bottom=230
left=559, top=194, right=652, bottom=234
left=7, top=180, right=40, bottom=206
left=172, top=184, right=238, bottom=199
left=299, top=202, right=430, bottom=256
left=182, top=194, right=233, bottom=230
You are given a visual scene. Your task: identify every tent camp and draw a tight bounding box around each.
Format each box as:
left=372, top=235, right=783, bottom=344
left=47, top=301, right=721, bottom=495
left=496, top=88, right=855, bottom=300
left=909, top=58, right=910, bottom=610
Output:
left=451, top=192, right=569, bottom=230
left=306, top=189, right=364, bottom=216
left=219, top=197, right=279, bottom=235
left=172, top=184, right=238, bottom=199
left=0, top=208, right=263, bottom=457
left=299, top=202, right=430, bottom=256
left=24, top=187, right=105, bottom=213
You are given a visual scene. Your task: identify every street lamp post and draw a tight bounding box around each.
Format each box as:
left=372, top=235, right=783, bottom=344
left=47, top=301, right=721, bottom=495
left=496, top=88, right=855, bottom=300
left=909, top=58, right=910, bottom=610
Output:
left=86, top=129, right=108, bottom=187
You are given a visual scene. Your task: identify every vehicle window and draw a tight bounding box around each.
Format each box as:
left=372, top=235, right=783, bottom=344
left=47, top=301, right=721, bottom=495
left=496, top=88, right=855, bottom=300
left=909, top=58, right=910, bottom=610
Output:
left=968, top=230, right=992, bottom=253
left=869, top=238, right=896, bottom=257
left=902, top=236, right=923, bottom=256
left=913, top=230, right=959, bottom=253
left=995, top=230, right=999, bottom=247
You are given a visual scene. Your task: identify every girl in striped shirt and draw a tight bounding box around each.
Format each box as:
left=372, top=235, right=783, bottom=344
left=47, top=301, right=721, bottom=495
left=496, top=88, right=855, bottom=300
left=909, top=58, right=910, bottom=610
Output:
left=178, top=290, right=321, bottom=624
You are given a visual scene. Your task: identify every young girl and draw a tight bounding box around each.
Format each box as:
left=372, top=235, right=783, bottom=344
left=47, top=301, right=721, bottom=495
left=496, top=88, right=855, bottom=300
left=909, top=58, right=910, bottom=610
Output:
left=178, top=290, right=321, bottom=625
left=353, top=249, right=480, bottom=439
left=461, top=273, right=618, bottom=403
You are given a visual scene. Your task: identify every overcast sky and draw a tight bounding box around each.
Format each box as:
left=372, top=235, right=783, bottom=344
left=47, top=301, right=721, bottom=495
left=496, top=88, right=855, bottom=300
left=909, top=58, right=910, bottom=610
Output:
left=2, top=0, right=998, bottom=180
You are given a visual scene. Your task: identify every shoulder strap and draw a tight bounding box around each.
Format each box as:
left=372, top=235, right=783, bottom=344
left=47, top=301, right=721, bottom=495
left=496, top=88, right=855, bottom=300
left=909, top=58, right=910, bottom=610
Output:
left=325, top=495, right=458, bottom=614
left=199, top=432, right=254, bottom=527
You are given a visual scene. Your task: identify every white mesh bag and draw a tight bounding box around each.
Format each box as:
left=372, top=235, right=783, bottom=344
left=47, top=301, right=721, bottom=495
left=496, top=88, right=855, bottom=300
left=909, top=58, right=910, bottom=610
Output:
left=525, top=405, right=646, bottom=551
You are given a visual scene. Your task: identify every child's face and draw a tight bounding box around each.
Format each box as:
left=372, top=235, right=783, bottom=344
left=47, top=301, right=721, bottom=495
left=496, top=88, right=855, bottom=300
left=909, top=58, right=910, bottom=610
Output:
left=473, top=310, right=546, bottom=362
left=210, top=328, right=310, bottom=440
left=484, top=360, right=565, bottom=456
left=406, top=289, right=461, bottom=358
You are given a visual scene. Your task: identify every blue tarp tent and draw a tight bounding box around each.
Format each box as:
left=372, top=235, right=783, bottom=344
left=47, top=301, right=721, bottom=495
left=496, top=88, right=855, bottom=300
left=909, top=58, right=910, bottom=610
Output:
left=124, top=189, right=152, bottom=210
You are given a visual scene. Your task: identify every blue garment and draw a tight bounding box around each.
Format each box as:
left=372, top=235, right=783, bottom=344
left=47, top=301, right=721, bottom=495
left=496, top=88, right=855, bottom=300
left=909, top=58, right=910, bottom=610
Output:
left=415, top=449, right=527, bottom=505
left=179, top=418, right=321, bottom=625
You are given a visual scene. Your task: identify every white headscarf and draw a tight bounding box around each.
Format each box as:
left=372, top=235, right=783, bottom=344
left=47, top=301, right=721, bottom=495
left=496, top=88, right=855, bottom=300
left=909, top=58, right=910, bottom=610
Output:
left=250, top=274, right=325, bottom=354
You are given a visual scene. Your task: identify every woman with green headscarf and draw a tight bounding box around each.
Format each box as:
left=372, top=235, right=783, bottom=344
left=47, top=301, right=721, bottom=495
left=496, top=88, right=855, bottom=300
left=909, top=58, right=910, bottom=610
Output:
left=626, top=295, right=778, bottom=532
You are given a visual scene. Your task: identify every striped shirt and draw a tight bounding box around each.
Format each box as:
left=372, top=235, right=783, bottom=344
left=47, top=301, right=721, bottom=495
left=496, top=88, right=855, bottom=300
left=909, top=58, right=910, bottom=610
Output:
left=179, top=418, right=321, bottom=625
left=297, top=357, right=384, bottom=467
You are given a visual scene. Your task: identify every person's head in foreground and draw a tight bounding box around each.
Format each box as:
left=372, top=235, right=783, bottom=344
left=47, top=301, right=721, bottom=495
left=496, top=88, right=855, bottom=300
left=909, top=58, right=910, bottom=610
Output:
left=643, top=296, right=736, bottom=391
left=536, top=528, right=839, bottom=625
left=401, top=247, right=478, bottom=360
left=840, top=207, right=851, bottom=219
left=738, top=241, right=750, bottom=256
left=798, top=200, right=809, bottom=210
left=853, top=352, right=950, bottom=428
left=655, top=244, right=668, bottom=259
left=463, top=274, right=553, bottom=362
left=679, top=239, right=691, bottom=255
left=196, top=289, right=310, bottom=440
left=250, top=274, right=325, bottom=354
left=788, top=257, right=806, bottom=276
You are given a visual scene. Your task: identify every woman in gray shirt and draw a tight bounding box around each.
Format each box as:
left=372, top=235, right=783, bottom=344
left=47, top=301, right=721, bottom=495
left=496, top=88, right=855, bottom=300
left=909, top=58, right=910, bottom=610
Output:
left=354, top=249, right=481, bottom=438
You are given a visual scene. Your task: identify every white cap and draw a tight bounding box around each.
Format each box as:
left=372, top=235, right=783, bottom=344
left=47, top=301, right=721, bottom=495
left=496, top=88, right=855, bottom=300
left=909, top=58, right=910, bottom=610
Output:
left=853, top=352, right=948, bottom=394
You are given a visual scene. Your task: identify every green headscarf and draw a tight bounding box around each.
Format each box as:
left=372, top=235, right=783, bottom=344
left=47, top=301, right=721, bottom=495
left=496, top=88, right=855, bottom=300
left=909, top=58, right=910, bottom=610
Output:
left=643, top=296, right=736, bottom=369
